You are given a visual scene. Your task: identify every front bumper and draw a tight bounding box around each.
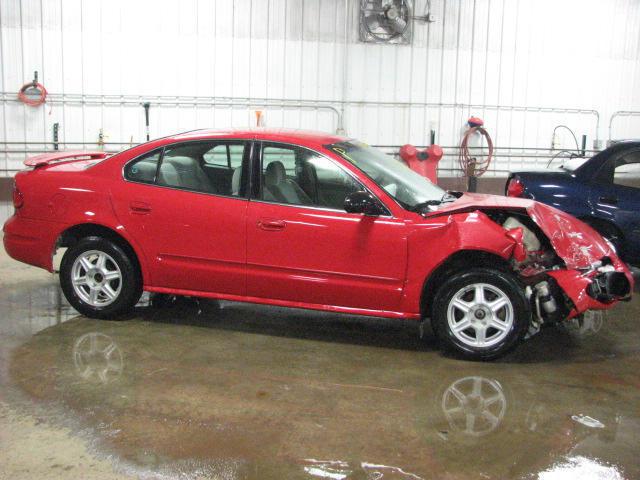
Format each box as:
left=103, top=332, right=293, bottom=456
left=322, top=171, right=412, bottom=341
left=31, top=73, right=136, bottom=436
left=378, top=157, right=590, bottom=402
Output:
left=586, top=270, right=632, bottom=303
left=548, top=265, right=634, bottom=319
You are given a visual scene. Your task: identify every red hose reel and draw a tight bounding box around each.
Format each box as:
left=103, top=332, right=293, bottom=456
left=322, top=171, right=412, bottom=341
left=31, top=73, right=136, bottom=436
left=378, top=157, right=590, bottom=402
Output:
left=17, top=71, right=47, bottom=107
left=459, top=116, right=494, bottom=178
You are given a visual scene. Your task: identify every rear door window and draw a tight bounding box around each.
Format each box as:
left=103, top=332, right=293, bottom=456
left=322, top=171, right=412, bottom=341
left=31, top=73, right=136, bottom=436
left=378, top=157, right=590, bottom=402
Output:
left=613, top=151, right=640, bottom=189
left=597, top=149, right=640, bottom=189
left=157, top=141, right=248, bottom=197
left=203, top=144, right=245, bottom=169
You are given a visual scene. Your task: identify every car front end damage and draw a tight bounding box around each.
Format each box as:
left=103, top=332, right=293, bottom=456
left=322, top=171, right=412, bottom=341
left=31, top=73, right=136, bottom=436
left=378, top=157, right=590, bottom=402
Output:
left=427, top=194, right=633, bottom=337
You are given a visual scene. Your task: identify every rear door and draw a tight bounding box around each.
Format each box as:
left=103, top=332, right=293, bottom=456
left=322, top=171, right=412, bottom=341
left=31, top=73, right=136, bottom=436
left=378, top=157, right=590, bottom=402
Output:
left=590, top=147, right=640, bottom=263
left=245, top=142, right=408, bottom=313
left=111, top=140, right=250, bottom=294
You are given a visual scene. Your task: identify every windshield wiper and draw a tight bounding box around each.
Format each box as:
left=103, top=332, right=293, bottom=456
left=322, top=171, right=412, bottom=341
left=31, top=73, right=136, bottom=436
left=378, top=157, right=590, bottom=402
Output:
left=411, top=192, right=457, bottom=213
left=440, top=191, right=458, bottom=203
left=411, top=199, right=442, bottom=213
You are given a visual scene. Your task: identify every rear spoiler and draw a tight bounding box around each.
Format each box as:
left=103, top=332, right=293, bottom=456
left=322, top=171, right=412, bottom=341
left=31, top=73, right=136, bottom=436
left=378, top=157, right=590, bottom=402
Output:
left=24, top=150, right=111, bottom=168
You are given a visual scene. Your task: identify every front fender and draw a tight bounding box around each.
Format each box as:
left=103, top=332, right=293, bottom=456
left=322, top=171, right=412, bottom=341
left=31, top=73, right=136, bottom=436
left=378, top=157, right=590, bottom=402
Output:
left=400, top=211, right=519, bottom=315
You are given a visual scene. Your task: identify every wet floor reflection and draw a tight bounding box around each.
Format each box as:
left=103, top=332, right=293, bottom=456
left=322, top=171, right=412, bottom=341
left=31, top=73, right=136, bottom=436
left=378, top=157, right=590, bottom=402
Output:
left=2, top=281, right=639, bottom=479
left=441, top=376, right=507, bottom=437
left=72, top=332, right=124, bottom=384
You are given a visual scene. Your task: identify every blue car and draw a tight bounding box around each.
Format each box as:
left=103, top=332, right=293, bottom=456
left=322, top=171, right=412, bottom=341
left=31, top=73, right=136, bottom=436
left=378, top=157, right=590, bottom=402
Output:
left=506, top=140, right=640, bottom=266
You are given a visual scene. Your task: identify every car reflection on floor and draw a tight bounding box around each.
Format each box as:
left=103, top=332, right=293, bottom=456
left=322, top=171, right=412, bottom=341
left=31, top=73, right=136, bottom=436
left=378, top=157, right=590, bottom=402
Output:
left=1, top=278, right=637, bottom=479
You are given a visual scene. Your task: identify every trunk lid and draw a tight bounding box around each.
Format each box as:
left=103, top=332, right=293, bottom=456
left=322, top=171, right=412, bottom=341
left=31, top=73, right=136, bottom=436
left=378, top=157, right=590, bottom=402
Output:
left=427, top=193, right=612, bottom=269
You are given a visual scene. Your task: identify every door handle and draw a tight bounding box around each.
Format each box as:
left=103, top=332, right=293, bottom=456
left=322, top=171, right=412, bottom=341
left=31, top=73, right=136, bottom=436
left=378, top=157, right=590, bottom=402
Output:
left=130, top=201, right=152, bottom=214
left=598, top=196, right=618, bottom=205
left=258, top=219, right=286, bottom=231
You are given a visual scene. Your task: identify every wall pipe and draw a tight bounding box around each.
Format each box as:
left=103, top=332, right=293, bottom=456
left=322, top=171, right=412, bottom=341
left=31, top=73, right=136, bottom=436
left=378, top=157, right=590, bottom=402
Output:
left=608, top=110, right=640, bottom=141
left=0, top=141, right=601, bottom=154
left=0, top=92, right=600, bottom=140
left=0, top=92, right=345, bottom=135
left=0, top=149, right=579, bottom=160
left=355, top=101, right=600, bottom=142
left=339, top=0, right=350, bottom=135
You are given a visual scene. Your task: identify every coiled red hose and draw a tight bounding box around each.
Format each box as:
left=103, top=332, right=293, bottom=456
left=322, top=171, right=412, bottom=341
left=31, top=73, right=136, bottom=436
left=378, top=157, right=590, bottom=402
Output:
left=458, top=126, right=494, bottom=177
left=18, top=81, right=47, bottom=106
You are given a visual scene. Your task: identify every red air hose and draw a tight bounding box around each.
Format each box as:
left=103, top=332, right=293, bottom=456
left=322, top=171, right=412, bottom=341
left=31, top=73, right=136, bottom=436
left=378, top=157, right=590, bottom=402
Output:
left=458, top=126, right=494, bottom=177
left=18, top=78, right=47, bottom=107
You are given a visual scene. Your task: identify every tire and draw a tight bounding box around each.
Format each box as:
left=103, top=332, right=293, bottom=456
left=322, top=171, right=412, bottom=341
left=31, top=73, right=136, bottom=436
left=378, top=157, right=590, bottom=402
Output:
left=431, top=268, right=530, bottom=361
left=60, top=236, right=142, bottom=319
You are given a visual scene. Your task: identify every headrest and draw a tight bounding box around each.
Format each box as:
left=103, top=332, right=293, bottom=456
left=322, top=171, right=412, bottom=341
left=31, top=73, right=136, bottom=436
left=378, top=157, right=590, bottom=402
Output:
left=231, top=166, right=242, bottom=195
left=158, top=161, right=179, bottom=185
left=265, top=161, right=286, bottom=186
left=166, top=156, right=198, bottom=169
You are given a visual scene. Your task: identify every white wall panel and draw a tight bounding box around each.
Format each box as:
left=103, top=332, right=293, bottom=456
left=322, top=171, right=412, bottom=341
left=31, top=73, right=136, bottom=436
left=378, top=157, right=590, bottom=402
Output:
left=0, top=0, right=639, bottom=177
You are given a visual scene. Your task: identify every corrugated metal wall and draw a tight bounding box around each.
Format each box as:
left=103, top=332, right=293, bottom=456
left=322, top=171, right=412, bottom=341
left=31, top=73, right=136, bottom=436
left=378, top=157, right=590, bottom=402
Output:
left=1, top=0, right=639, bottom=178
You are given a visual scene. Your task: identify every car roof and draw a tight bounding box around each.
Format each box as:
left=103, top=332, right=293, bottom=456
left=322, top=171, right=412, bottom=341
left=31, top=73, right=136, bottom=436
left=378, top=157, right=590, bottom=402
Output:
left=609, top=139, right=640, bottom=144
left=607, top=139, right=640, bottom=149
left=165, top=128, right=349, bottom=147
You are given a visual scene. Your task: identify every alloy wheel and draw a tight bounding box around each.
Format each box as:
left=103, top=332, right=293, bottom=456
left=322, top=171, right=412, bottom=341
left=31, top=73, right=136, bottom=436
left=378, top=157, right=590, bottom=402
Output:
left=446, top=283, right=514, bottom=348
left=71, top=250, right=123, bottom=307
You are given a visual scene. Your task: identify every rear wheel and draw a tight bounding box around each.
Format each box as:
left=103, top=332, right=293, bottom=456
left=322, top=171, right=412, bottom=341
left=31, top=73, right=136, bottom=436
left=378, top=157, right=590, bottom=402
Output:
left=60, top=236, right=142, bottom=319
left=431, top=268, right=530, bottom=360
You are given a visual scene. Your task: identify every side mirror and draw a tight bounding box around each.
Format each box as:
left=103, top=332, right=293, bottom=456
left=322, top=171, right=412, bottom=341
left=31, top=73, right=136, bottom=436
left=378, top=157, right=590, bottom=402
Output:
left=344, top=191, right=386, bottom=216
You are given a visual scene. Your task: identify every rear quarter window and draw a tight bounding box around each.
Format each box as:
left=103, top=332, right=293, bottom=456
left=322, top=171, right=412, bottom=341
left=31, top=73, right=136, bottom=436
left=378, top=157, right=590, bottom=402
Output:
left=124, top=150, right=161, bottom=184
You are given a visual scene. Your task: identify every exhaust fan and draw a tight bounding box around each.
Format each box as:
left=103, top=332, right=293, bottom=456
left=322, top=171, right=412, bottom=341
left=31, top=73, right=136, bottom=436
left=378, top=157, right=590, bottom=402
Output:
left=359, top=0, right=412, bottom=44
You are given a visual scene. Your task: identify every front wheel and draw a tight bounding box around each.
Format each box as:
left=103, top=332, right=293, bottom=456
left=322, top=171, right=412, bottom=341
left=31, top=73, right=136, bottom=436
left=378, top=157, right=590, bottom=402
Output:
left=60, top=236, right=142, bottom=319
left=431, top=268, right=530, bottom=360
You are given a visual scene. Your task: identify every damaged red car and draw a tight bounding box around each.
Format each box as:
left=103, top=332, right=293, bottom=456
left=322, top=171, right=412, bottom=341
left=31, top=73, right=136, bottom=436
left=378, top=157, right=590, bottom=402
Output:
left=3, top=129, right=633, bottom=360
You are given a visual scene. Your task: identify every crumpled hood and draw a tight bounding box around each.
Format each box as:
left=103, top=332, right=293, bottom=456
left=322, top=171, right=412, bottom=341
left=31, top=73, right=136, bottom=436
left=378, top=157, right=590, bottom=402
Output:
left=427, top=193, right=613, bottom=269
left=527, top=202, right=613, bottom=269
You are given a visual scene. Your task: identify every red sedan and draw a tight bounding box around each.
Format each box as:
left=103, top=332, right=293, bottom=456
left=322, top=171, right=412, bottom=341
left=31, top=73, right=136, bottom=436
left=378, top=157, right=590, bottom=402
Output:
left=3, top=129, right=633, bottom=359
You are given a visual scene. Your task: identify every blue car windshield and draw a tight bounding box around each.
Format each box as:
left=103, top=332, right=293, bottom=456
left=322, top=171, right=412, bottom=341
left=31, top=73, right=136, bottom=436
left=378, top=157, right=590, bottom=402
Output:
left=326, top=140, right=446, bottom=210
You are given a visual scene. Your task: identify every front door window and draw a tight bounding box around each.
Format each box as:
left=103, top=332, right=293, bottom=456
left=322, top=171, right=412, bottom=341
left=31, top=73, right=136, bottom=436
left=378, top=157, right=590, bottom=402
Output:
left=259, top=144, right=363, bottom=211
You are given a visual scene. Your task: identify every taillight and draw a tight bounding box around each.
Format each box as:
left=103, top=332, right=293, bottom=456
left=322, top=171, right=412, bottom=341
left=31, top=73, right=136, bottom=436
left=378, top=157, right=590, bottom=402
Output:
left=12, top=182, right=24, bottom=209
left=506, top=177, right=525, bottom=197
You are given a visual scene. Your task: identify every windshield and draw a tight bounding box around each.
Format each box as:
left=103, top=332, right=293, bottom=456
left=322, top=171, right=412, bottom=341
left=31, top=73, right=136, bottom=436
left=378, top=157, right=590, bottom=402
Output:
left=326, top=140, right=446, bottom=210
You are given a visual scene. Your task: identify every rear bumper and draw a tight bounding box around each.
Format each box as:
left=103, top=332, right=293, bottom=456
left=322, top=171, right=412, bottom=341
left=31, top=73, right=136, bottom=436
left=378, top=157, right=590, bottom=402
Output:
left=3, top=215, right=62, bottom=272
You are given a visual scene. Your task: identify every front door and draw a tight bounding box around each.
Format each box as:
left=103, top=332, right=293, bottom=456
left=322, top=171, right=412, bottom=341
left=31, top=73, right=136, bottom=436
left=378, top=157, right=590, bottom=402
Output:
left=112, top=140, right=250, bottom=294
left=245, top=142, right=407, bottom=313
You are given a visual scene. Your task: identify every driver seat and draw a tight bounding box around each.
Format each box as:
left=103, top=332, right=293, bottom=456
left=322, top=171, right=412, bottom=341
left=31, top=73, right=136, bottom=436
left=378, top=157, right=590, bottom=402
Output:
left=264, top=161, right=311, bottom=205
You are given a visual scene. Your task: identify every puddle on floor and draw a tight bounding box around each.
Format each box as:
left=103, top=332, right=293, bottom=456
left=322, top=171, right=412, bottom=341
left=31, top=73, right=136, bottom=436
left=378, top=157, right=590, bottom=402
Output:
left=2, top=272, right=640, bottom=479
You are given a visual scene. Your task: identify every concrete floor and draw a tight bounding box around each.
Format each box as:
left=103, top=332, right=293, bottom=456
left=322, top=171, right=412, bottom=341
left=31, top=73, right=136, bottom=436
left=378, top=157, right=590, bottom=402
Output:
left=1, top=247, right=639, bottom=480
